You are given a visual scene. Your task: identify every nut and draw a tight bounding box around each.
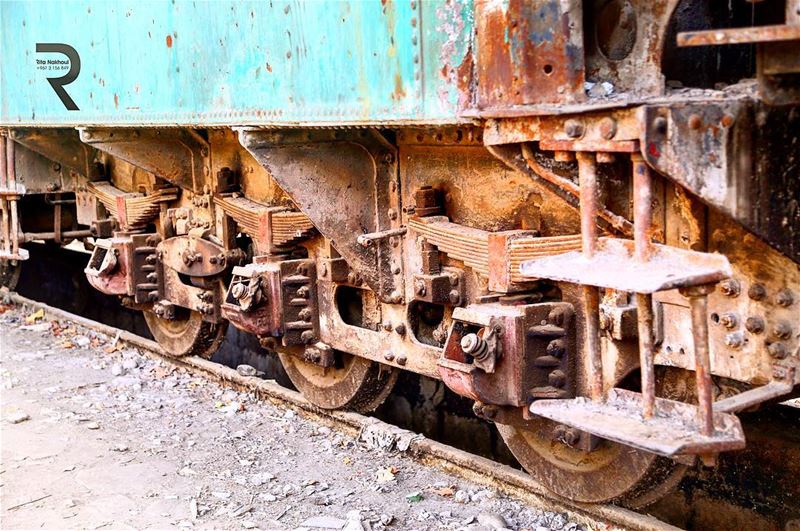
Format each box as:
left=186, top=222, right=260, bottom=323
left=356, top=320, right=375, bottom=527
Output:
left=448, top=290, right=460, bottom=305
left=724, top=332, right=744, bottom=349
left=719, top=312, right=738, bottom=329
left=719, top=279, right=740, bottom=297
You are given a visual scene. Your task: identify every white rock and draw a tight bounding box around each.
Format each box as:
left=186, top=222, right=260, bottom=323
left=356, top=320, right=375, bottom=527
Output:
left=189, top=498, right=198, bottom=520
left=454, top=490, right=470, bottom=504
left=122, top=358, right=138, bottom=370
left=7, top=411, right=30, bottom=424
left=477, top=512, right=508, bottom=530
left=111, top=363, right=124, bottom=376
left=86, top=422, right=100, bottom=430
left=300, top=515, right=347, bottom=529
left=236, top=364, right=257, bottom=377
left=74, top=336, right=91, bottom=348
left=211, top=491, right=231, bottom=500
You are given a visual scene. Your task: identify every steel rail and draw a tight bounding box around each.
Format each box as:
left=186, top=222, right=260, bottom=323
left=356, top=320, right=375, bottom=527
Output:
left=5, top=292, right=679, bottom=531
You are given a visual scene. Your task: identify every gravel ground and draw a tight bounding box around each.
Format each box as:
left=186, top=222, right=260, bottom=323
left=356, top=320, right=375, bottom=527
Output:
left=0, top=303, right=587, bottom=531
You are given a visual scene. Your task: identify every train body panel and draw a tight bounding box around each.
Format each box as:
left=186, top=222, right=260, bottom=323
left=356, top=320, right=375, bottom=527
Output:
left=0, top=0, right=472, bottom=126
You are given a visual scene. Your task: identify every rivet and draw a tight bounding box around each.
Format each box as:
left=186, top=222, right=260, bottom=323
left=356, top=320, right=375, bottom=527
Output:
left=719, top=279, right=740, bottom=297
left=748, top=283, right=767, bottom=301
left=745, top=316, right=764, bottom=334
left=768, top=342, right=788, bottom=359
left=776, top=289, right=794, bottom=307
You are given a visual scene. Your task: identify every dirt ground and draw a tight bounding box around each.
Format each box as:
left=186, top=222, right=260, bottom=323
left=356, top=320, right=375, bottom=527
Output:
left=0, top=303, right=586, bottom=531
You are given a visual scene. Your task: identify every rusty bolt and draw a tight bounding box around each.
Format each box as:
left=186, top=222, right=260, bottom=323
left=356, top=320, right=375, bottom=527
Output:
left=773, top=321, right=792, bottom=340
left=146, top=273, right=157, bottom=282
left=719, top=312, right=738, bottom=329
left=300, top=330, right=315, bottom=344
left=347, top=272, right=357, bottom=284
left=383, top=322, right=393, bottom=331
left=481, top=405, right=498, bottom=420
left=553, top=151, right=576, bottom=162
left=768, top=342, right=788, bottom=359
left=384, top=352, right=395, bottom=362
left=448, top=290, right=461, bottom=305
left=720, top=114, right=735, bottom=128
left=231, top=282, right=246, bottom=300
left=319, top=263, right=328, bottom=277
left=563, top=119, right=585, bottom=138
left=145, top=255, right=157, bottom=265
left=724, top=332, right=744, bottom=349
left=745, top=316, right=765, bottom=334
left=389, top=290, right=403, bottom=304
left=548, top=370, right=566, bottom=388
left=382, top=152, right=395, bottom=165
left=52, top=162, right=62, bottom=172
left=396, top=355, right=407, bottom=366
left=296, top=286, right=310, bottom=299
left=547, top=339, right=565, bottom=358
left=154, top=306, right=164, bottom=317
left=776, top=289, right=794, bottom=307
left=553, top=424, right=566, bottom=440
left=209, top=256, right=218, bottom=264
left=298, top=308, right=312, bottom=322
left=748, top=283, right=767, bottom=301
left=720, top=279, right=740, bottom=297
left=395, top=324, right=406, bottom=336
left=387, top=208, right=398, bottom=221
left=688, top=114, right=702, bottom=130
left=448, top=273, right=459, bottom=286
left=46, top=182, right=60, bottom=192
left=598, top=117, right=617, bottom=140
left=415, top=280, right=426, bottom=296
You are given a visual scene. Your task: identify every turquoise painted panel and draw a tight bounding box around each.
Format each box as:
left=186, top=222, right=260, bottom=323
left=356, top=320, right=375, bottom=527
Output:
left=0, top=0, right=474, bottom=126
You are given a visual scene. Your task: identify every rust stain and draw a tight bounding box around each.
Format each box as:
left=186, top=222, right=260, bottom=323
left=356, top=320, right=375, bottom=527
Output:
left=113, top=94, right=119, bottom=109
left=393, top=72, right=406, bottom=101
left=165, top=34, right=173, bottom=48
left=265, top=62, right=272, bottom=73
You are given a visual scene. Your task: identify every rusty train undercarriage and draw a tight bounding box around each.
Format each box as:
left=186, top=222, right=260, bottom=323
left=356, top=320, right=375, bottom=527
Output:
left=2, top=0, right=800, bottom=514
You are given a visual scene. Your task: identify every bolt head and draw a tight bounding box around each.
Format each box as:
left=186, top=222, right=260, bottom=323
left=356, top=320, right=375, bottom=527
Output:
left=460, top=333, right=480, bottom=354
left=564, top=119, right=585, bottom=138
left=448, top=290, right=460, bottom=305
left=598, top=117, right=617, bottom=140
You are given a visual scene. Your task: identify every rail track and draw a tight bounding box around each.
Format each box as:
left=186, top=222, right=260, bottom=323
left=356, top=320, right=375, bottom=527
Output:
left=5, top=291, right=678, bottom=531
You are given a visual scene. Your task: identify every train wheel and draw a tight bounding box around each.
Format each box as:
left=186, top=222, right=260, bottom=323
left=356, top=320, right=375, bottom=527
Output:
left=0, top=259, right=22, bottom=291
left=496, top=421, right=686, bottom=507
left=279, top=351, right=398, bottom=413
left=144, top=308, right=227, bottom=358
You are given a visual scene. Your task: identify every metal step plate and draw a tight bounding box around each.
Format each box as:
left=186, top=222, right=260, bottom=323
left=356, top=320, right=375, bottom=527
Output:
left=529, top=388, right=746, bottom=457
left=519, top=237, right=732, bottom=293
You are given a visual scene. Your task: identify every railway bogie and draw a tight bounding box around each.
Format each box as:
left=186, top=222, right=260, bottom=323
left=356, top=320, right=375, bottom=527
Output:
left=1, top=0, right=799, bottom=512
